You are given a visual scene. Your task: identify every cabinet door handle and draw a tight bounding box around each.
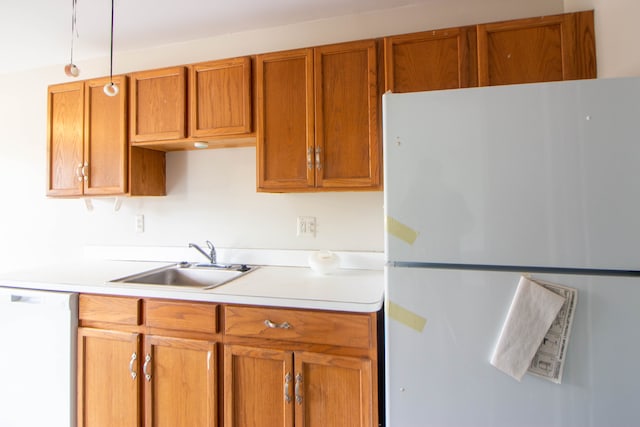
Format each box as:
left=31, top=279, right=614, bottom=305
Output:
left=129, top=352, right=137, bottom=380
left=81, top=162, right=89, bottom=182
left=315, top=147, right=322, bottom=170
left=76, top=163, right=83, bottom=182
left=307, top=147, right=313, bottom=170
left=284, top=372, right=292, bottom=404
left=264, top=319, right=292, bottom=329
left=143, top=354, right=152, bottom=382
left=295, top=372, right=303, bottom=405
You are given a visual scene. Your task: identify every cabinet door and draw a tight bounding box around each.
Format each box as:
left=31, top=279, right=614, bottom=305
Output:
left=294, top=352, right=374, bottom=427
left=224, top=345, right=294, bottom=427
left=129, top=66, right=187, bottom=142
left=84, top=76, right=128, bottom=195
left=477, top=10, right=596, bottom=86
left=77, top=328, right=141, bottom=427
left=47, top=81, right=84, bottom=196
left=314, top=40, right=380, bottom=190
left=256, top=48, right=315, bottom=191
left=190, top=57, right=252, bottom=138
left=384, top=26, right=477, bottom=93
left=144, top=336, right=217, bottom=427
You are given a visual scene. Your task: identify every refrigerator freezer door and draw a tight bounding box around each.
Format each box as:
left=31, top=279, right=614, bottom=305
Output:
left=385, top=267, right=640, bottom=427
left=383, top=78, right=640, bottom=271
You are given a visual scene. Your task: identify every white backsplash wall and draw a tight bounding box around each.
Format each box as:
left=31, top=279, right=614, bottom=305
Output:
left=82, top=147, right=384, bottom=251
left=0, top=0, right=568, bottom=272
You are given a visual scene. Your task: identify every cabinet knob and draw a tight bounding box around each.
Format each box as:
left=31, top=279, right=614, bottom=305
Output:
left=129, top=352, right=137, bottom=380
left=295, top=372, right=303, bottom=405
left=284, top=372, right=292, bottom=404
left=315, top=147, right=322, bottom=170
left=76, top=163, right=83, bottom=181
left=143, top=354, right=152, bottom=382
left=81, top=162, right=89, bottom=182
left=307, top=147, right=313, bottom=170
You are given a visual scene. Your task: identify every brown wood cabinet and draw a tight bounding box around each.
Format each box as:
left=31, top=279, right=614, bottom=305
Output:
left=47, top=78, right=166, bottom=197
left=256, top=40, right=380, bottom=192
left=477, top=10, right=596, bottom=86
left=128, top=57, right=253, bottom=151
left=48, top=77, right=131, bottom=196
left=384, top=10, right=596, bottom=92
left=129, top=66, right=188, bottom=143
left=223, top=305, right=378, bottom=427
left=77, top=295, right=219, bottom=427
left=190, top=57, right=252, bottom=138
left=384, top=25, right=478, bottom=93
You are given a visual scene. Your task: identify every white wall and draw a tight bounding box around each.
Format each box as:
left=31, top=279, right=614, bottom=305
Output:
left=564, top=0, right=640, bottom=78
left=0, top=1, right=566, bottom=272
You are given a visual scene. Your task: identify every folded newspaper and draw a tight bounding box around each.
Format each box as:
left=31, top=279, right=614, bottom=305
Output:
left=527, top=278, right=578, bottom=384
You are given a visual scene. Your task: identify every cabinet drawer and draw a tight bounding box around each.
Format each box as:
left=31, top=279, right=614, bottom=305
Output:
left=79, top=294, right=142, bottom=326
left=224, top=306, right=373, bottom=349
left=145, top=299, right=218, bottom=334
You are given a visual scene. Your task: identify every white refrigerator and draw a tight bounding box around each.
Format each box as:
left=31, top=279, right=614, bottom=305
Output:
left=383, top=77, right=640, bottom=427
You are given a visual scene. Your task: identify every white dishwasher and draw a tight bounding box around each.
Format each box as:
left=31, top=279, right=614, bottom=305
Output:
left=0, top=287, right=78, bottom=427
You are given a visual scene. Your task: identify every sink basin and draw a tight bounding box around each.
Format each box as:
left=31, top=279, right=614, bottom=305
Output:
left=111, top=263, right=256, bottom=289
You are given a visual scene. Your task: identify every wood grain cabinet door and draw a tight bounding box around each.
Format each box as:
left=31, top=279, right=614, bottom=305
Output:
left=224, top=345, right=294, bottom=427
left=129, top=66, right=187, bottom=142
left=189, top=57, right=252, bottom=138
left=77, top=328, right=141, bottom=427
left=83, top=76, right=129, bottom=196
left=256, top=48, right=315, bottom=191
left=384, top=26, right=478, bottom=93
left=477, top=10, right=596, bottom=86
left=47, top=81, right=84, bottom=196
left=314, top=40, right=380, bottom=190
left=294, top=351, right=373, bottom=427
left=144, top=336, right=217, bottom=427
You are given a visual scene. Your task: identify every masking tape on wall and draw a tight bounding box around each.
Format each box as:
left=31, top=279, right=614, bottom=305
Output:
left=388, top=301, right=427, bottom=333
left=386, top=216, right=418, bottom=245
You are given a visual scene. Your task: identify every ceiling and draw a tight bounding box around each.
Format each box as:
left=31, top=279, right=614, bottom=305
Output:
left=0, top=0, right=433, bottom=75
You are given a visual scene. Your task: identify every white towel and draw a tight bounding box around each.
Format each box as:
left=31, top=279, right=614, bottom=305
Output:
left=490, top=276, right=566, bottom=381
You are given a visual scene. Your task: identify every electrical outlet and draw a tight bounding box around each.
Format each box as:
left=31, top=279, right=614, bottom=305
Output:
left=297, top=216, right=316, bottom=237
left=135, top=214, right=145, bottom=233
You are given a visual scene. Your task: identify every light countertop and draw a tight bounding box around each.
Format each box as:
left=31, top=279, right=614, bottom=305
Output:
left=0, top=259, right=383, bottom=313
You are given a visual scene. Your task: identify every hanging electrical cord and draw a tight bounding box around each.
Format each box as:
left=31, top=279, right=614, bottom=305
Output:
left=64, top=0, right=80, bottom=77
left=103, top=0, right=119, bottom=96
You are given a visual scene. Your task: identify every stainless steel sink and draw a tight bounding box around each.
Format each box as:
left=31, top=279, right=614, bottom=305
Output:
left=111, top=263, right=256, bottom=289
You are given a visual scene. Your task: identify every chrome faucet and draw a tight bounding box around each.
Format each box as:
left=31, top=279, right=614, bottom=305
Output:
left=189, top=240, right=217, bottom=265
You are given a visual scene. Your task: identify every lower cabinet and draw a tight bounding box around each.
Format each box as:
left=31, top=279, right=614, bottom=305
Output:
left=77, top=295, right=219, bottom=427
left=77, top=328, right=141, bottom=427
left=77, top=296, right=379, bottom=427
left=224, top=345, right=373, bottom=427
left=223, top=305, right=379, bottom=427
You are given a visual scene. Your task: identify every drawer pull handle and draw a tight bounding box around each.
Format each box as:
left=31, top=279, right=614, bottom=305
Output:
left=295, top=372, right=303, bottom=405
left=284, top=372, right=292, bottom=403
left=129, top=352, right=137, bottom=380
left=264, top=319, right=292, bottom=329
left=143, top=354, right=152, bottom=382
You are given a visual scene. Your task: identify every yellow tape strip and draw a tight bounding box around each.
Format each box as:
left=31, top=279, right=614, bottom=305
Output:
left=388, top=301, right=427, bottom=333
left=386, top=216, right=418, bottom=245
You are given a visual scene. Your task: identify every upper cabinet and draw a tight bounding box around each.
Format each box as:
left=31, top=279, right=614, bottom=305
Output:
left=190, top=57, right=252, bottom=138
left=128, top=57, right=253, bottom=151
left=385, top=10, right=596, bottom=91
left=257, top=40, right=380, bottom=192
left=129, top=66, right=187, bottom=142
left=47, top=77, right=166, bottom=198
left=477, top=10, right=596, bottom=86
left=47, top=81, right=85, bottom=197
left=384, top=26, right=478, bottom=93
